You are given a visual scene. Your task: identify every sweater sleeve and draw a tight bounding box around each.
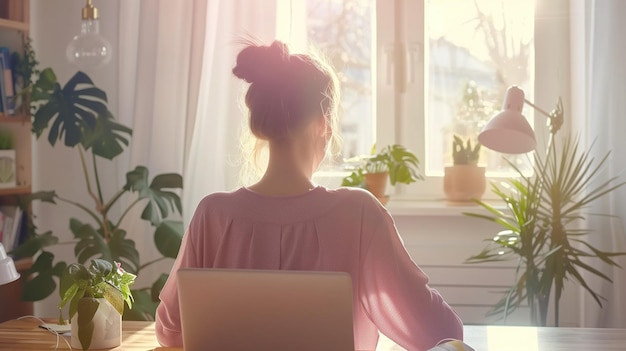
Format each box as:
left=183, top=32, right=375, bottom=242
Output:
left=358, top=199, right=463, bottom=350
left=155, top=226, right=198, bottom=347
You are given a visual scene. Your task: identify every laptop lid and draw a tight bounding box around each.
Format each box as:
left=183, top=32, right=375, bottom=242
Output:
left=177, top=268, right=355, bottom=351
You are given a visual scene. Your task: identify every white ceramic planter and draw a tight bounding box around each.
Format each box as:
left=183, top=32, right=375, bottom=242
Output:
left=70, top=298, right=122, bottom=350
left=0, top=149, right=16, bottom=188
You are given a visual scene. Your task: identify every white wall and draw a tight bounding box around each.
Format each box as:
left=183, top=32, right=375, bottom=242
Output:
left=389, top=204, right=580, bottom=327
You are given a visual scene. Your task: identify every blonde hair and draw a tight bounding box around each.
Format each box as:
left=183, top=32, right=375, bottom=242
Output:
left=233, top=40, right=342, bottom=184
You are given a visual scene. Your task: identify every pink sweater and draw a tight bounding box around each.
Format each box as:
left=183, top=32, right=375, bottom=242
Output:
left=155, top=186, right=463, bottom=350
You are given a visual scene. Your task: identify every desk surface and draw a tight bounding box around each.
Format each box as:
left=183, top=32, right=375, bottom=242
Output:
left=0, top=318, right=158, bottom=350
left=1, top=318, right=626, bottom=350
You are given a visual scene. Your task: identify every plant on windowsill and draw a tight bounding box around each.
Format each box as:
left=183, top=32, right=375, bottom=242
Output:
left=443, top=135, right=485, bottom=203
left=58, top=258, right=136, bottom=350
left=341, top=144, right=422, bottom=204
left=463, top=97, right=626, bottom=326
left=9, top=65, right=184, bottom=321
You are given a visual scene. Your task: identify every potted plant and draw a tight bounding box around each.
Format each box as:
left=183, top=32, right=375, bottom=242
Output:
left=464, top=134, right=626, bottom=326
left=0, top=129, right=15, bottom=188
left=58, top=258, right=136, bottom=350
left=9, top=64, right=183, bottom=320
left=443, top=135, right=485, bottom=203
left=341, top=144, right=422, bottom=204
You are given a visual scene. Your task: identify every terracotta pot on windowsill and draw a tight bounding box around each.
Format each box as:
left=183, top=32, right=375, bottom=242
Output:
left=443, top=165, right=486, bottom=204
left=364, top=172, right=390, bottom=205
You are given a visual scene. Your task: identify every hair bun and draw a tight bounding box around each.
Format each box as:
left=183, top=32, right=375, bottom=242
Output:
left=233, top=41, right=291, bottom=84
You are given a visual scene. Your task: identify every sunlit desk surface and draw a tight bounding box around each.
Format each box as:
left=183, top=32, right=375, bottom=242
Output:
left=1, top=318, right=626, bottom=350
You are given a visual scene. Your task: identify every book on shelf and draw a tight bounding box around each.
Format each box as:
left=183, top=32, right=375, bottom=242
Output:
left=0, top=46, right=15, bottom=115
left=0, top=53, right=6, bottom=115
left=0, top=205, right=22, bottom=252
left=0, top=210, right=5, bottom=243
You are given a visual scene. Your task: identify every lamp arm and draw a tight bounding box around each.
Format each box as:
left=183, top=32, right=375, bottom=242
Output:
left=524, top=97, right=565, bottom=136
left=524, top=99, right=553, bottom=119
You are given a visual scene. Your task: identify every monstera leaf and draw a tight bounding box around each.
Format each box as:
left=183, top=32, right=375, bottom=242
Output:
left=124, top=166, right=183, bottom=226
left=70, top=218, right=140, bottom=274
left=154, top=220, right=183, bottom=259
left=31, top=68, right=131, bottom=159
left=22, top=251, right=67, bottom=301
left=82, top=109, right=133, bottom=160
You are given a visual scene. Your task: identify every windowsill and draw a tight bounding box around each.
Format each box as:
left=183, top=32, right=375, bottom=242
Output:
left=384, top=197, right=507, bottom=217
left=313, top=172, right=509, bottom=217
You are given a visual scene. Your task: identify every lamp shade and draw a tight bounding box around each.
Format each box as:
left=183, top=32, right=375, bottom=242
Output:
left=0, top=243, right=19, bottom=285
left=478, top=86, right=536, bottom=154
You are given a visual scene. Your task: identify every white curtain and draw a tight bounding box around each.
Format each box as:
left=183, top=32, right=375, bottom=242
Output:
left=117, top=0, right=207, bottom=287
left=117, top=0, right=279, bottom=285
left=184, top=0, right=279, bottom=223
left=570, top=0, right=626, bottom=328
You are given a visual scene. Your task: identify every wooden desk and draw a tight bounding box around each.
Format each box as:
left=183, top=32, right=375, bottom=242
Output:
left=0, top=318, right=158, bottom=350
left=1, top=318, right=626, bottom=350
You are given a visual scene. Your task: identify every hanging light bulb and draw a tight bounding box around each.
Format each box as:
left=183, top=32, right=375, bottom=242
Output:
left=66, top=0, right=112, bottom=70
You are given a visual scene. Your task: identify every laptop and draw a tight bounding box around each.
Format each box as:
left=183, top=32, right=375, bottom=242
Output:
left=177, top=268, right=355, bottom=351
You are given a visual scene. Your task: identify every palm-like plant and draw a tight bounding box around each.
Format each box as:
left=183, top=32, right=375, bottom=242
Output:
left=465, top=133, right=625, bottom=326
left=11, top=68, right=183, bottom=320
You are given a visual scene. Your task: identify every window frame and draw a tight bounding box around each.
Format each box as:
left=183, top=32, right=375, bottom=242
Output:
left=314, top=0, right=571, bottom=202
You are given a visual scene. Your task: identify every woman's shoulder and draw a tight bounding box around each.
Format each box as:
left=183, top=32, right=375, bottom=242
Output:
left=321, top=186, right=387, bottom=211
left=192, top=188, right=246, bottom=211
left=192, top=186, right=385, bottom=222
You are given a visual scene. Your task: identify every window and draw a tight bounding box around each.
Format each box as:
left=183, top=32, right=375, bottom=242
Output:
left=280, top=0, right=538, bottom=199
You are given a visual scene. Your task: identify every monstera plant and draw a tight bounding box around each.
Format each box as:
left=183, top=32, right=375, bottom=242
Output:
left=10, top=67, right=183, bottom=320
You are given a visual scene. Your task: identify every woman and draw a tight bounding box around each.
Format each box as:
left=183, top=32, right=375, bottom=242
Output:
left=155, top=40, right=463, bottom=350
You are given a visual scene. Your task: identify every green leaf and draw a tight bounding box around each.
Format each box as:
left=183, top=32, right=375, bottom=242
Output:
left=58, top=265, right=74, bottom=300
left=154, top=220, right=183, bottom=258
left=21, top=190, right=58, bottom=204
left=108, top=229, right=140, bottom=273
left=151, top=274, right=169, bottom=302
left=68, top=288, right=85, bottom=320
left=125, top=167, right=183, bottom=226
left=59, top=284, right=79, bottom=311
left=82, top=109, right=132, bottom=160
left=31, top=70, right=109, bottom=148
left=123, top=289, right=158, bottom=321
left=67, top=262, right=92, bottom=283
left=21, top=251, right=65, bottom=301
left=33, top=67, right=57, bottom=92
left=341, top=170, right=364, bottom=187
left=90, top=259, right=113, bottom=277
left=22, top=269, right=58, bottom=301
left=103, top=283, right=125, bottom=315
left=9, top=232, right=59, bottom=258
left=77, top=298, right=100, bottom=351
left=71, top=219, right=112, bottom=264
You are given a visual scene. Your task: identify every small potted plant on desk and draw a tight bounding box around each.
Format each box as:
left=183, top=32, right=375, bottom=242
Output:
left=443, top=135, right=485, bottom=203
left=341, top=144, right=422, bottom=204
left=58, top=258, right=136, bottom=350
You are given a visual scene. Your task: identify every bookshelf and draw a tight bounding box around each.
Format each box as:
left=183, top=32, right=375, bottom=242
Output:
left=0, top=0, right=31, bottom=322
left=0, top=0, right=30, bottom=196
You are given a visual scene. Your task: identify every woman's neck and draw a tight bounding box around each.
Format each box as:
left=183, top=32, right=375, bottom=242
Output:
left=248, top=141, right=317, bottom=196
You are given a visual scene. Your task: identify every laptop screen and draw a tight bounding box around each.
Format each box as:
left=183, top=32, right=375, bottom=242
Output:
left=177, top=268, right=355, bottom=351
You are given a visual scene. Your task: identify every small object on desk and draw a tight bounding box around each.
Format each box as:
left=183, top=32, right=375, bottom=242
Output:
left=429, top=339, right=474, bottom=351
left=39, top=323, right=72, bottom=335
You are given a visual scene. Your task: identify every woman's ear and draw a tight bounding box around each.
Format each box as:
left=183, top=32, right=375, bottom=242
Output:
left=316, top=115, right=329, bottom=138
